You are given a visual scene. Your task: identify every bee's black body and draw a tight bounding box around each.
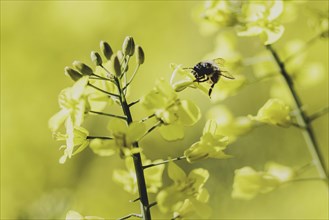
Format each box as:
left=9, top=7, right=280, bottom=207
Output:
left=191, top=61, right=222, bottom=97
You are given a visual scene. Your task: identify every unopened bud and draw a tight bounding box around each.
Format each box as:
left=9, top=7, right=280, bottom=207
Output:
left=100, top=41, right=113, bottom=60
left=73, top=61, right=94, bottom=76
left=122, top=36, right=135, bottom=56
left=64, top=67, right=82, bottom=81
left=111, top=55, right=121, bottom=77
left=91, top=51, right=102, bottom=66
left=172, top=80, right=194, bottom=92
left=136, top=45, right=145, bottom=65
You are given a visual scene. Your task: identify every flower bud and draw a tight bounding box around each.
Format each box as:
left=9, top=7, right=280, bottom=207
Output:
left=64, top=67, right=82, bottom=81
left=73, top=61, right=94, bottom=76
left=172, top=80, right=193, bottom=92
left=100, top=41, right=113, bottom=60
left=117, top=50, right=124, bottom=62
left=90, top=51, right=102, bottom=66
left=122, top=36, right=135, bottom=56
left=111, top=55, right=121, bottom=77
left=136, top=45, right=145, bottom=65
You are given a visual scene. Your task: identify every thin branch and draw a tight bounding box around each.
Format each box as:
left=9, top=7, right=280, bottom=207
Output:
left=266, top=45, right=328, bottom=184
left=88, top=83, right=120, bottom=98
left=123, top=64, right=140, bottom=91
left=140, top=114, right=156, bottom=123
left=87, top=136, right=113, bottom=140
left=148, top=201, right=157, bottom=209
left=89, top=110, right=127, bottom=120
left=100, top=64, right=114, bottom=79
left=308, top=106, right=329, bottom=122
left=91, top=73, right=112, bottom=81
left=139, top=121, right=162, bottom=140
left=117, top=213, right=142, bottom=220
left=129, top=197, right=140, bottom=203
left=128, top=99, right=140, bottom=107
left=143, top=156, right=186, bottom=170
left=295, top=162, right=313, bottom=176
left=286, top=177, right=328, bottom=184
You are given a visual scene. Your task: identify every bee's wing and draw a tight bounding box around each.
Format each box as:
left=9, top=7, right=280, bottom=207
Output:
left=212, top=58, right=226, bottom=67
left=220, top=70, right=235, bottom=79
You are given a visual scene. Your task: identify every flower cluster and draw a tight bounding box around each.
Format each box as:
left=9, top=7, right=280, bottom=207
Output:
left=249, top=98, right=292, bottom=127
left=232, top=162, right=295, bottom=200
left=113, top=154, right=165, bottom=194
left=184, top=120, right=231, bottom=163
left=201, top=0, right=285, bottom=45
left=49, top=76, right=90, bottom=132
left=54, top=118, right=89, bottom=164
left=49, top=37, right=146, bottom=163
left=90, top=118, right=145, bottom=158
left=156, top=162, right=211, bottom=219
left=141, top=79, right=201, bottom=141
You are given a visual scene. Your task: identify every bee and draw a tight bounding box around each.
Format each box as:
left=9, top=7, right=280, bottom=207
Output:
left=184, top=58, right=234, bottom=97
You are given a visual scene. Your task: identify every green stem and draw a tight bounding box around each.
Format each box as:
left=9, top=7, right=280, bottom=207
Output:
left=143, top=156, right=186, bottom=169
left=89, top=110, right=127, bottom=120
left=266, top=45, right=328, bottom=184
left=117, top=213, right=142, bottom=220
left=114, top=77, right=152, bottom=220
left=139, top=121, right=162, bottom=140
left=286, top=177, right=328, bottom=184
left=123, top=64, right=140, bottom=91
left=308, top=106, right=329, bottom=122
left=128, top=99, right=140, bottom=107
left=88, top=83, right=120, bottom=98
left=91, top=73, right=112, bottom=81
left=140, top=114, right=155, bottom=123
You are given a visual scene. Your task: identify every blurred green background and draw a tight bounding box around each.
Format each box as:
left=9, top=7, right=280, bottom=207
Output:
left=1, top=1, right=328, bottom=219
